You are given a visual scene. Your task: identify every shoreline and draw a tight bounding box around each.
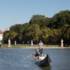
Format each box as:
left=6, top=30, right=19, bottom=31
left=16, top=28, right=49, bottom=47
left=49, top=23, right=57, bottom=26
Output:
left=1, top=47, right=70, bottom=49
left=21, top=45, right=70, bottom=49
left=1, top=44, right=70, bottom=49
left=22, top=46, right=70, bottom=49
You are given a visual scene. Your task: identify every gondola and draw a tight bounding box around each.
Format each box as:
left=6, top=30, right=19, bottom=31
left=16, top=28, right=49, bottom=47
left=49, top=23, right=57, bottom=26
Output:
left=33, top=54, right=51, bottom=67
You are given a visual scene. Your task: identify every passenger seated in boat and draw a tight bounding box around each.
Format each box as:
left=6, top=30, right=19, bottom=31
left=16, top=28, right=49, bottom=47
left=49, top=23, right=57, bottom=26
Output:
left=39, top=48, right=43, bottom=56
left=33, top=49, right=40, bottom=60
left=35, top=48, right=43, bottom=56
left=35, top=49, right=39, bottom=56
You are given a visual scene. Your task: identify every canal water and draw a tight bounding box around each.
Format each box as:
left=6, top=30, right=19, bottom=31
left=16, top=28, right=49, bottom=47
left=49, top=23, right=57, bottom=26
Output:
left=0, top=48, right=70, bottom=70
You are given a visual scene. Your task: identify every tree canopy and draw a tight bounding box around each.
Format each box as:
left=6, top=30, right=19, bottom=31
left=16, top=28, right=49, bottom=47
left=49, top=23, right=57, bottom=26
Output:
left=3, top=10, right=70, bottom=46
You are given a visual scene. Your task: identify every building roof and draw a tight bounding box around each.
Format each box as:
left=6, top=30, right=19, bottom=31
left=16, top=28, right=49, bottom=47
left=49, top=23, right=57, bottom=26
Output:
left=0, top=30, right=3, bottom=34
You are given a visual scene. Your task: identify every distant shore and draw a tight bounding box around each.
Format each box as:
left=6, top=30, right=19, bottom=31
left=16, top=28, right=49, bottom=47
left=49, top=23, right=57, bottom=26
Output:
left=21, top=46, right=70, bottom=49
left=1, top=44, right=70, bottom=48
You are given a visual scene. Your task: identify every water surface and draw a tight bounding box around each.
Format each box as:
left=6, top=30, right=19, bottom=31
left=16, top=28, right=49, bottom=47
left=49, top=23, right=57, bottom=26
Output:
left=0, top=48, right=70, bottom=70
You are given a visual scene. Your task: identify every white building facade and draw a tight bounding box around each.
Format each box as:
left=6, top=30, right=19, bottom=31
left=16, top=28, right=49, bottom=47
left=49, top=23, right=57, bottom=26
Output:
left=0, top=31, right=3, bottom=42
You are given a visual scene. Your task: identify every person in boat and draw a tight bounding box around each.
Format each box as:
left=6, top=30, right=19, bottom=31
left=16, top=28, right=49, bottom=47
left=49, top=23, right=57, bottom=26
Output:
left=39, top=48, right=43, bottom=56
left=34, top=48, right=40, bottom=60
left=34, top=41, right=43, bottom=57
left=34, top=48, right=39, bottom=56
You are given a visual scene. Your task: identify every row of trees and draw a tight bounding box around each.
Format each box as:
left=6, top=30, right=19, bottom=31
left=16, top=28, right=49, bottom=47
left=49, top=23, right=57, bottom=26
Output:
left=3, top=10, right=70, bottom=46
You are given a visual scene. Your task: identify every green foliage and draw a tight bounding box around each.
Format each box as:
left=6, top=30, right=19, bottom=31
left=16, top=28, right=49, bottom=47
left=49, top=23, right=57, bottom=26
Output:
left=3, top=10, right=70, bottom=46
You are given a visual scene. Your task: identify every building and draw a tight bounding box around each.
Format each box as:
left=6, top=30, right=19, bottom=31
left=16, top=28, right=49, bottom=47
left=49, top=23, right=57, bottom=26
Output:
left=0, top=30, right=3, bottom=42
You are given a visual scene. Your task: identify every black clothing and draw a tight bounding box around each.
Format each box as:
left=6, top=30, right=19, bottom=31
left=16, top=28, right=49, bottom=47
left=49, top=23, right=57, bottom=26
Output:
left=39, top=48, right=43, bottom=56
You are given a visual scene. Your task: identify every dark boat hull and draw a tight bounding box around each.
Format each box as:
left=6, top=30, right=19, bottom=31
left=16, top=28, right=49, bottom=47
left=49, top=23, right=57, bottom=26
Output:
left=33, top=55, right=50, bottom=67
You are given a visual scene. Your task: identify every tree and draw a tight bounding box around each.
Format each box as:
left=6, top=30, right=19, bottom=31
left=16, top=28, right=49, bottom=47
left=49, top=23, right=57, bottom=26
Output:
left=23, top=24, right=41, bottom=44
left=52, top=10, right=70, bottom=28
left=3, top=10, right=70, bottom=46
left=29, top=15, right=47, bottom=27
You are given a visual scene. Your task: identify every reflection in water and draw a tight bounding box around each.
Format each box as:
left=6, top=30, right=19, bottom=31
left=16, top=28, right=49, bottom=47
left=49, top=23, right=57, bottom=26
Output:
left=40, top=65, right=51, bottom=70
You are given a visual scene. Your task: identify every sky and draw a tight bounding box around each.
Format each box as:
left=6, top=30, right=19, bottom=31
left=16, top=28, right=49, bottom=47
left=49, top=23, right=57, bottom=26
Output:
left=0, top=0, right=70, bottom=31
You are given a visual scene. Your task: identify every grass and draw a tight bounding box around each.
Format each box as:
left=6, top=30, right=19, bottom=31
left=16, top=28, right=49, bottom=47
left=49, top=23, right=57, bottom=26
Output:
left=0, top=44, right=70, bottom=48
